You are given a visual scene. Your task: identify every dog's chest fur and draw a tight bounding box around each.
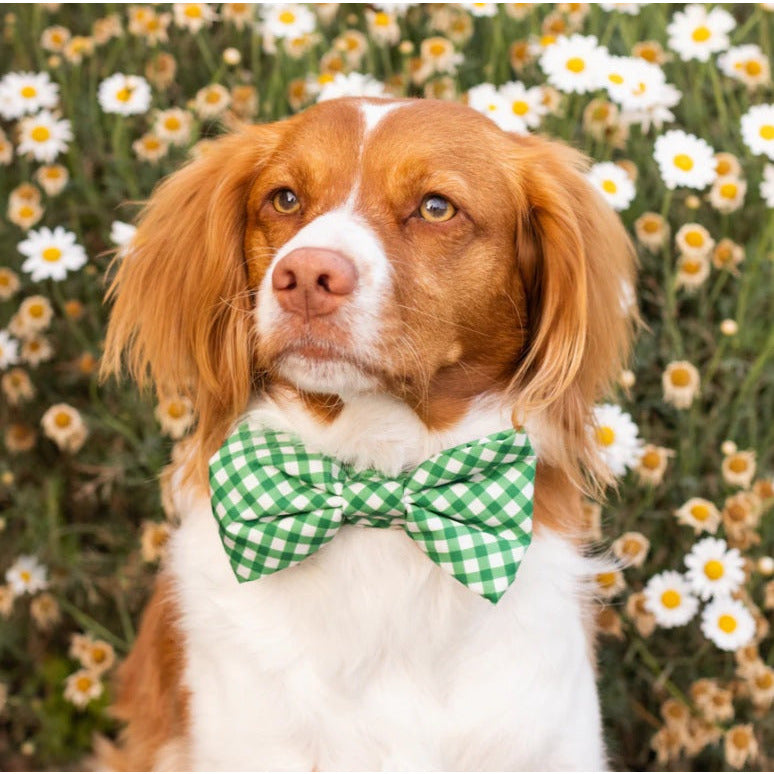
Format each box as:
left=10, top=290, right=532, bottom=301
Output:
left=166, top=393, right=605, bottom=770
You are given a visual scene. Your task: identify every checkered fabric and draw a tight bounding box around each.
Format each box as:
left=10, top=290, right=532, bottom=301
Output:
left=209, top=423, right=536, bottom=603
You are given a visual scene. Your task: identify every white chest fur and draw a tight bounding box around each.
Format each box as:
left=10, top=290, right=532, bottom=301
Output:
left=166, top=394, right=605, bottom=771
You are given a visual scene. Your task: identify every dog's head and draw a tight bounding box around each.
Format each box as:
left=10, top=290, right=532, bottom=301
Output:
left=103, top=97, right=635, bottom=488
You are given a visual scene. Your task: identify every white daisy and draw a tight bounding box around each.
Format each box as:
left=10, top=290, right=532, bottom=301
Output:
left=41, top=403, right=88, bottom=453
left=667, top=4, right=735, bottom=63
left=643, top=570, right=699, bottom=628
left=591, top=403, right=642, bottom=477
left=172, top=3, right=218, bottom=32
left=460, top=2, right=498, bottom=17
left=740, top=104, right=774, bottom=160
left=0, top=71, right=59, bottom=120
left=17, top=110, right=72, bottom=163
left=539, top=34, right=609, bottom=95
left=599, top=3, right=641, bottom=13
left=498, top=81, right=547, bottom=129
left=701, top=597, right=756, bottom=651
left=18, top=226, right=88, bottom=282
left=261, top=4, right=316, bottom=39
left=64, top=669, right=103, bottom=709
left=587, top=162, right=636, bottom=211
left=0, top=330, right=20, bottom=370
left=718, top=44, right=771, bottom=90
left=467, top=83, right=527, bottom=133
left=5, top=555, right=48, bottom=596
left=98, top=73, right=152, bottom=116
left=685, top=537, right=745, bottom=600
left=761, top=164, right=774, bottom=207
left=653, top=129, right=717, bottom=190
left=317, top=72, right=388, bottom=102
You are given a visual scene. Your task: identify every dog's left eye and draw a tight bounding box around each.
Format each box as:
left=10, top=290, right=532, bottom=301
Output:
left=272, top=189, right=301, bottom=214
left=419, top=194, right=456, bottom=223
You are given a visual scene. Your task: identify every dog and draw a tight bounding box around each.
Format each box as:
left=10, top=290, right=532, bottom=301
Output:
left=98, top=96, right=636, bottom=771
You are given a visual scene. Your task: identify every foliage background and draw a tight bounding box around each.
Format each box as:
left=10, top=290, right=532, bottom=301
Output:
left=0, top=3, right=772, bottom=771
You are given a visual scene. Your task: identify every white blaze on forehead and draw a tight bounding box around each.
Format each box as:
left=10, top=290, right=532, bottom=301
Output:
left=359, top=100, right=406, bottom=135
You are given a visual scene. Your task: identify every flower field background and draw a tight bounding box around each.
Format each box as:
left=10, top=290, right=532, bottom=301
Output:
left=1, top=2, right=773, bottom=770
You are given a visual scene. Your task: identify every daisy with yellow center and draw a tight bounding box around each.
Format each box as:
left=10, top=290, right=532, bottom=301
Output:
left=194, top=84, right=231, bottom=119
left=721, top=449, right=756, bottom=489
left=741, top=103, right=774, bottom=161
left=7, top=198, right=43, bottom=230
left=4, top=554, right=48, bottom=595
left=141, top=521, right=172, bottom=563
left=636, top=444, right=674, bottom=486
left=222, top=3, right=254, bottom=29
left=18, top=226, right=87, bottom=282
left=64, top=669, right=104, bottom=709
left=0, top=71, right=59, bottom=120
left=540, top=34, right=608, bottom=94
left=587, top=162, right=636, bottom=211
left=625, top=591, right=657, bottom=637
left=634, top=212, right=670, bottom=252
left=709, top=176, right=746, bottom=214
left=1, top=367, right=35, bottom=406
left=721, top=491, right=763, bottom=544
left=611, top=531, right=650, bottom=568
left=712, top=238, right=745, bottom=273
left=701, top=597, right=756, bottom=651
left=262, top=3, right=316, bottom=40
left=17, top=110, right=72, bottom=163
left=724, top=724, right=759, bottom=770
left=81, top=639, right=116, bottom=674
left=35, top=163, right=68, bottom=196
left=675, top=497, right=721, bottom=535
left=719, top=44, right=771, bottom=90
left=591, top=403, right=642, bottom=477
left=654, top=129, right=717, bottom=190
left=662, top=360, right=700, bottom=409
left=685, top=537, right=745, bottom=600
left=40, top=25, right=71, bottom=52
left=98, top=73, right=152, bottom=116
left=133, top=132, right=169, bottom=162
left=41, top=402, right=88, bottom=453
left=173, top=3, right=218, bottom=32
left=666, top=4, right=735, bottom=63
left=675, top=222, right=714, bottom=259
left=155, top=396, right=194, bottom=439
left=595, top=569, right=626, bottom=599
left=365, top=9, right=400, bottom=45
left=644, top=570, right=699, bottom=628
left=675, top=253, right=710, bottom=292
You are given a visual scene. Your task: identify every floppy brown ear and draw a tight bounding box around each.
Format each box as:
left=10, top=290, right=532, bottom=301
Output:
left=508, top=135, right=637, bottom=490
left=102, top=125, right=281, bottom=476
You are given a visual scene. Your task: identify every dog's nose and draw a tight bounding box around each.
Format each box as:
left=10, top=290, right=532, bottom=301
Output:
left=272, top=248, right=358, bottom=319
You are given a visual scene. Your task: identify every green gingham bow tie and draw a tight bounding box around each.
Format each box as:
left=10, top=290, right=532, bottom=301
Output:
left=209, top=424, right=536, bottom=603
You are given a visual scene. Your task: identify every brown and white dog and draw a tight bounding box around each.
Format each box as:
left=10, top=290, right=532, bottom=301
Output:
left=99, top=97, right=636, bottom=771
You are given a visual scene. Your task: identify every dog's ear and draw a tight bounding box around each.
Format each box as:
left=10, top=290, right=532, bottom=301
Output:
left=508, top=135, right=637, bottom=490
left=102, top=125, right=282, bottom=472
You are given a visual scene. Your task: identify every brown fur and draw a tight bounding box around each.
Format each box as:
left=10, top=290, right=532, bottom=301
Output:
left=95, top=577, right=189, bottom=770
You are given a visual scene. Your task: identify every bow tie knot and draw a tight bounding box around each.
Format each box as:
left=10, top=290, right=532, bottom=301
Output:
left=210, top=424, right=536, bottom=603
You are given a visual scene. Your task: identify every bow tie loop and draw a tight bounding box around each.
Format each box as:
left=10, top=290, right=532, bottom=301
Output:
left=210, top=424, right=536, bottom=603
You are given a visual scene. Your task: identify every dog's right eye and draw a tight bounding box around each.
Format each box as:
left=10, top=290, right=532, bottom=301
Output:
left=272, top=189, right=300, bottom=214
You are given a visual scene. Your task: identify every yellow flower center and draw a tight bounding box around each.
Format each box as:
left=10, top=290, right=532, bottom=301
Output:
left=167, top=401, right=186, bottom=419
left=716, top=158, right=731, bottom=175
left=717, top=614, right=737, bottom=633
left=115, top=87, right=133, bottom=102
left=759, top=125, right=774, bottom=141
left=540, top=34, right=556, bottom=48
left=31, top=126, right=51, bottom=143
left=75, top=675, right=93, bottom=692
left=684, top=230, right=704, bottom=248
left=92, top=647, right=106, bottom=663
left=704, top=559, right=724, bottom=580
left=596, top=426, right=615, bottom=446
left=729, top=456, right=748, bottom=473
left=143, top=137, right=161, bottom=150
left=727, top=503, right=747, bottom=522
left=682, top=259, right=702, bottom=275
left=428, top=41, right=447, bottom=57
left=374, top=12, right=390, bottom=26
left=566, top=57, right=585, bottom=73
left=20, top=570, right=31, bottom=583
left=720, top=182, right=738, bottom=199
left=164, top=116, right=181, bottom=130
left=45, top=167, right=62, bottom=179
left=205, top=89, right=222, bottom=104
left=318, top=72, right=334, bottom=85
left=596, top=572, right=618, bottom=588
left=21, top=85, right=37, bottom=98
left=673, top=154, right=694, bottom=171
left=184, top=4, right=202, bottom=17
left=592, top=104, right=610, bottom=121
left=278, top=10, right=296, bottom=24
left=730, top=728, right=750, bottom=749
left=745, top=60, right=762, bottom=76
left=642, top=217, right=660, bottom=234
left=28, top=303, right=45, bottom=318
left=18, top=205, right=35, bottom=218
left=622, top=538, right=642, bottom=557
left=641, top=450, right=661, bottom=469
left=602, top=179, right=617, bottom=194
left=608, top=73, right=624, bottom=85
left=661, top=589, right=681, bottom=609
left=42, top=246, right=62, bottom=263
left=669, top=367, right=691, bottom=387
left=691, top=26, right=711, bottom=43
left=54, top=411, right=72, bottom=428
left=755, top=672, right=773, bottom=689
left=511, top=100, right=529, bottom=116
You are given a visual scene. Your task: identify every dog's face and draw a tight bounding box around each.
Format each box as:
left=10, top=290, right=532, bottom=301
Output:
left=103, top=97, right=635, bottom=484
